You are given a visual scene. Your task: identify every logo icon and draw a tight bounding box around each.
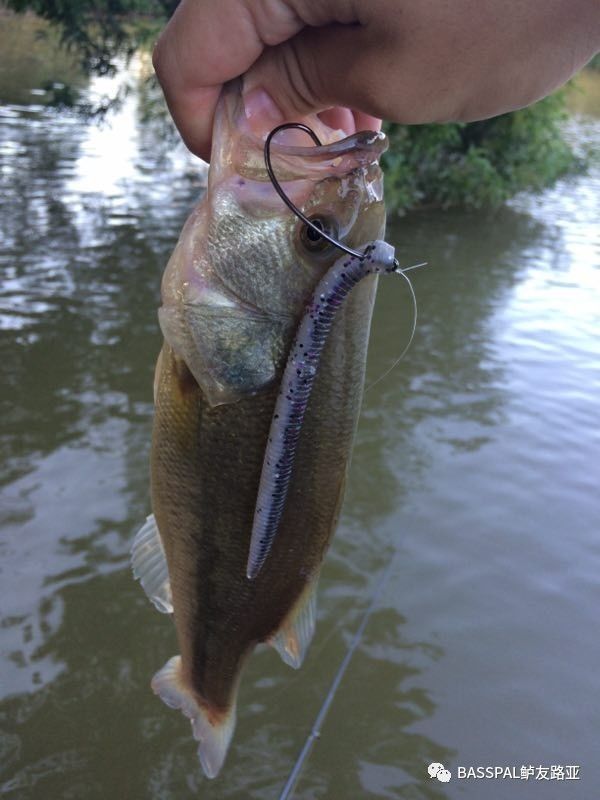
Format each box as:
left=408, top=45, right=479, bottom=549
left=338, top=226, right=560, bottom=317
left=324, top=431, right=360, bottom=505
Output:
left=428, top=762, right=451, bottom=783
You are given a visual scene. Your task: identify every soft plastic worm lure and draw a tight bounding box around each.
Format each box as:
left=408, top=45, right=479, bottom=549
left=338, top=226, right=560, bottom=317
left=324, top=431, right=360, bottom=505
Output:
left=246, top=240, right=397, bottom=579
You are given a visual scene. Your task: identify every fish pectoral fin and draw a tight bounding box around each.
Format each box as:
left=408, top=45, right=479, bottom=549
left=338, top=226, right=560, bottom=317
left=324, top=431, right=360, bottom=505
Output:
left=151, top=656, right=236, bottom=780
left=268, top=578, right=318, bottom=670
left=131, top=514, right=173, bottom=614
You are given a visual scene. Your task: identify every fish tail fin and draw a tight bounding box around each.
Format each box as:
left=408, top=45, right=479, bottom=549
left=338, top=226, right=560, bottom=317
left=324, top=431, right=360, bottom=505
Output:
left=151, top=655, right=236, bottom=779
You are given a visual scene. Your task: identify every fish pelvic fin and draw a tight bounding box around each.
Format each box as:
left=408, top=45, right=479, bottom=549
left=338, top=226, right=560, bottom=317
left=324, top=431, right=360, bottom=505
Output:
left=151, top=656, right=237, bottom=780
left=269, top=578, right=318, bottom=669
left=131, top=514, right=173, bottom=614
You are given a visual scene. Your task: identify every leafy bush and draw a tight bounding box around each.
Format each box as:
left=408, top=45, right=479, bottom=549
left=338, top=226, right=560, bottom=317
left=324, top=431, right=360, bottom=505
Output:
left=382, top=91, right=578, bottom=214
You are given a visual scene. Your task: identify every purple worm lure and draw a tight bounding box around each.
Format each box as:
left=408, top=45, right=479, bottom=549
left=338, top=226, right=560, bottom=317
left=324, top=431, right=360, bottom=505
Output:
left=246, top=240, right=397, bottom=579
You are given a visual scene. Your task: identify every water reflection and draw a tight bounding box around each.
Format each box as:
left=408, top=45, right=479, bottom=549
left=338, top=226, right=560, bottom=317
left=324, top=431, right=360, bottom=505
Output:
left=0, top=58, right=202, bottom=711
left=291, top=605, right=452, bottom=800
left=349, top=205, right=547, bottom=537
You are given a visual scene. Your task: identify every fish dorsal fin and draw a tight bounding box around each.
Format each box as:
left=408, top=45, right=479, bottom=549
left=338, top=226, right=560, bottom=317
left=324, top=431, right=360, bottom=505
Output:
left=131, top=514, right=173, bottom=614
left=151, top=655, right=237, bottom=779
left=269, top=579, right=318, bottom=669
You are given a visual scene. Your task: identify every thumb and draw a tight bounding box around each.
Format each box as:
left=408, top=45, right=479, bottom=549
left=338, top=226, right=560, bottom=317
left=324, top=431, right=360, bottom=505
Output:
left=243, top=22, right=387, bottom=131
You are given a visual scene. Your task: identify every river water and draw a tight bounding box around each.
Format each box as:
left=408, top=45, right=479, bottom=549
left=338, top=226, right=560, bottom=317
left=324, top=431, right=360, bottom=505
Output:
left=1, top=38, right=599, bottom=800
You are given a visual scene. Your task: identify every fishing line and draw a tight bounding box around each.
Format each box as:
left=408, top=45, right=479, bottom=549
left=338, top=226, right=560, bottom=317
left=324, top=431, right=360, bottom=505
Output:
left=365, top=261, right=427, bottom=394
left=277, top=554, right=397, bottom=800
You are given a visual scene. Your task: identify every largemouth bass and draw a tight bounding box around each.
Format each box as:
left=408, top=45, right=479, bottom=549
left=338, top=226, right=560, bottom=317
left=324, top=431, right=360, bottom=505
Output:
left=132, top=81, right=388, bottom=778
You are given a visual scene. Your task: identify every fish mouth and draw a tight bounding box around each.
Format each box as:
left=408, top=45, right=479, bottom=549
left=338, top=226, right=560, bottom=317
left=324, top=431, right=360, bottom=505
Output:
left=269, top=130, right=388, bottom=179
left=210, top=80, right=388, bottom=183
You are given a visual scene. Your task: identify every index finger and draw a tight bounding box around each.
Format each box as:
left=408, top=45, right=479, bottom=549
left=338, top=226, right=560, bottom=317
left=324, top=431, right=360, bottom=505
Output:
left=152, top=0, right=304, bottom=160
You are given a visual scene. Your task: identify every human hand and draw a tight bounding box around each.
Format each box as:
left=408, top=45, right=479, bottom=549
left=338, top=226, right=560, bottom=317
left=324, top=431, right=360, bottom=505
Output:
left=153, top=0, right=600, bottom=161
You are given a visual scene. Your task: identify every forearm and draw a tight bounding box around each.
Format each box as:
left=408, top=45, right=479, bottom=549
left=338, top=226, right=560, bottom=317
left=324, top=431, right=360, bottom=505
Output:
left=362, top=0, right=600, bottom=122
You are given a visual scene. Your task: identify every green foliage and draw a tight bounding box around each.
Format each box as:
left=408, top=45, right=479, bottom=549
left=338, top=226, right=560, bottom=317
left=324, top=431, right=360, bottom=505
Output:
left=382, top=92, right=579, bottom=214
left=3, top=0, right=175, bottom=75
left=588, top=53, right=600, bottom=71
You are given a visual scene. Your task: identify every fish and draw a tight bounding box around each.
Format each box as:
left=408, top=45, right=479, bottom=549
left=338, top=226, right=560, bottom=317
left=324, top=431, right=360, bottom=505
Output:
left=131, top=80, right=388, bottom=779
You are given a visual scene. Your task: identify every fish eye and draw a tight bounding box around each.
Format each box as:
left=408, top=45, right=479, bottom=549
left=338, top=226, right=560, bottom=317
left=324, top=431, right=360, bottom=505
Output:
left=299, top=216, right=338, bottom=253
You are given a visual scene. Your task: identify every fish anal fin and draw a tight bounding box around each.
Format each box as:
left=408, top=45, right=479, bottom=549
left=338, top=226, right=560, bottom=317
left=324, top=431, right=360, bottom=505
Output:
left=151, top=656, right=236, bottom=779
left=269, top=579, right=318, bottom=670
left=131, top=514, right=173, bottom=614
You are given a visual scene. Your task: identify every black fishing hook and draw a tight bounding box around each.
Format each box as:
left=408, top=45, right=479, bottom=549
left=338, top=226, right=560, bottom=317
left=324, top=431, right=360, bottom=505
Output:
left=264, top=123, right=368, bottom=260
left=264, top=123, right=428, bottom=275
